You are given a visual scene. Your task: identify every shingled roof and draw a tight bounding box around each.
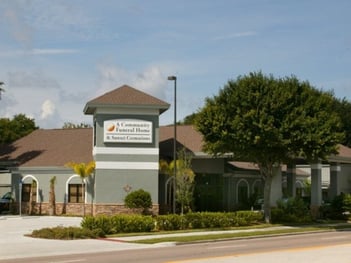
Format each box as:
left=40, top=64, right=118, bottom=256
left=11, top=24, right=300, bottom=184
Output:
left=84, top=85, right=170, bottom=115
left=2, top=126, right=351, bottom=167
left=0, top=128, right=93, bottom=167
left=159, top=125, right=204, bottom=155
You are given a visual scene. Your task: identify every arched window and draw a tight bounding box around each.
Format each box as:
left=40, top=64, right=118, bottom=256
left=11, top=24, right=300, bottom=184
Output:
left=252, top=179, right=263, bottom=197
left=236, top=179, right=249, bottom=204
left=21, top=175, right=39, bottom=203
left=66, top=175, right=85, bottom=203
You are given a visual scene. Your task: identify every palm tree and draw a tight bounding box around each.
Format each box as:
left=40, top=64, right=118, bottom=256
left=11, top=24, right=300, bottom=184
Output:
left=65, top=161, right=95, bottom=216
left=49, top=176, right=56, bottom=216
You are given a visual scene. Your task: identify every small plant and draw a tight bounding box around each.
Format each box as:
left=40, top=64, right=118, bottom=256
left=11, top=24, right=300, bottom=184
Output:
left=124, top=189, right=152, bottom=214
left=272, top=197, right=312, bottom=223
left=320, top=193, right=351, bottom=220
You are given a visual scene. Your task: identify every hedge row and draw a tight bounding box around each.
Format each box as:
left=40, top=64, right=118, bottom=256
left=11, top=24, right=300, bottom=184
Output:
left=30, top=226, right=100, bottom=239
left=81, top=211, right=263, bottom=235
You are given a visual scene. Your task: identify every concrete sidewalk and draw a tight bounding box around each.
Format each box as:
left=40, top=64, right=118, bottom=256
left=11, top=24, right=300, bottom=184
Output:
left=0, top=216, right=172, bottom=260
left=115, top=225, right=297, bottom=241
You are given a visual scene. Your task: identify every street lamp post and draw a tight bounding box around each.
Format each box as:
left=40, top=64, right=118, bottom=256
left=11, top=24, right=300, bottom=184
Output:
left=168, top=75, right=177, bottom=213
left=0, top=81, right=5, bottom=100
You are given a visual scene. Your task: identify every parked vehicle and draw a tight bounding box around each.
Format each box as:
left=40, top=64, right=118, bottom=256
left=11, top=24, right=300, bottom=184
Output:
left=0, top=192, right=13, bottom=214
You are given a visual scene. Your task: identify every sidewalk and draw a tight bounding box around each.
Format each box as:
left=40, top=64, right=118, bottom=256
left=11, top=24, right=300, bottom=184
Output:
left=115, top=225, right=297, bottom=242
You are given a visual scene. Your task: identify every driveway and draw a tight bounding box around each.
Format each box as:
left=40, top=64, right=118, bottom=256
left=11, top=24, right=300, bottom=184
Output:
left=0, top=216, right=167, bottom=260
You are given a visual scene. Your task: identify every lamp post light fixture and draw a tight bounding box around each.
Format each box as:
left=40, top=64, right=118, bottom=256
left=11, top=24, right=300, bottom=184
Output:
left=0, top=81, right=4, bottom=100
left=168, top=75, right=177, bottom=213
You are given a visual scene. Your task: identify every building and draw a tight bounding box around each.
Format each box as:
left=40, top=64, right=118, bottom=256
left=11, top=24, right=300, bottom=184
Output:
left=1, top=85, right=351, bottom=215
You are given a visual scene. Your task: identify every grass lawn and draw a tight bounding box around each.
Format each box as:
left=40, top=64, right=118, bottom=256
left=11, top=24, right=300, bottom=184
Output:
left=123, top=223, right=351, bottom=244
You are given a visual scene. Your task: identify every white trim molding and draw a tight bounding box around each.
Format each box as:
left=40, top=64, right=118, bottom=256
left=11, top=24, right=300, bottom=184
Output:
left=96, top=161, right=158, bottom=170
left=93, top=147, right=159, bottom=156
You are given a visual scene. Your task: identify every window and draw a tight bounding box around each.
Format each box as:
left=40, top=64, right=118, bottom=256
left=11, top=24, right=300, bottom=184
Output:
left=237, top=179, right=249, bottom=204
left=68, top=184, right=85, bottom=203
left=21, top=183, right=36, bottom=202
left=238, top=185, right=248, bottom=204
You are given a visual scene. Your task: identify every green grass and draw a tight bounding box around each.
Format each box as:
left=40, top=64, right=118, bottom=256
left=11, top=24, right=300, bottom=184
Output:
left=130, top=223, right=351, bottom=244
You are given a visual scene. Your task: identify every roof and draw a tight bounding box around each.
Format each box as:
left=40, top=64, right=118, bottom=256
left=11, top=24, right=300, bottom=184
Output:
left=84, top=85, right=170, bottom=115
left=2, top=125, right=351, bottom=168
left=159, top=125, right=204, bottom=155
left=0, top=129, right=93, bottom=167
left=329, top=144, right=351, bottom=163
left=228, top=161, right=310, bottom=176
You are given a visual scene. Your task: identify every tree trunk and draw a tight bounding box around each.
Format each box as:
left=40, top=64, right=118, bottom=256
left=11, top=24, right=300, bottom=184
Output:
left=82, top=181, right=85, bottom=217
left=49, top=176, right=56, bottom=216
left=263, top=174, right=273, bottom=223
left=259, top=163, right=274, bottom=224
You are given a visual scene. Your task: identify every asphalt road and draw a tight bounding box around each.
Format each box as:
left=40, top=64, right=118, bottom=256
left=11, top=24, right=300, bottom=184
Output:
left=2, top=230, right=351, bottom=263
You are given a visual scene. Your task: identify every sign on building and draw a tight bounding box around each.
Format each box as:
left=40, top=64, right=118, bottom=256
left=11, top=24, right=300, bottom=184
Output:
left=104, top=119, right=152, bottom=143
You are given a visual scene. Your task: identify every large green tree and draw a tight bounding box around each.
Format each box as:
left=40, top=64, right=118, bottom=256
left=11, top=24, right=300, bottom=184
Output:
left=333, top=97, right=351, bottom=147
left=195, top=72, right=343, bottom=223
left=0, top=114, right=38, bottom=144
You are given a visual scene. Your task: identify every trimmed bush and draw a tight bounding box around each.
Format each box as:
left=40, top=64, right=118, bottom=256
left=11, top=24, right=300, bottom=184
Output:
left=30, top=226, right=101, bottom=239
left=82, top=214, right=154, bottom=234
left=124, top=189, right=152, bottom=214
left=81, top=211, right=264, bottom=235
left=156, top=214, right=187, bottom=231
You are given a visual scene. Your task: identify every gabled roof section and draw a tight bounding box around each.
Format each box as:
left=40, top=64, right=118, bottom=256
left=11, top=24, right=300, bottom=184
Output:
left=328, top=144, right=351, bottom=163
left=159, top=125, right=205, bottom=156
left=0, top=128, right=93, bottom=167
left=84, top=85, right=170, bottom=115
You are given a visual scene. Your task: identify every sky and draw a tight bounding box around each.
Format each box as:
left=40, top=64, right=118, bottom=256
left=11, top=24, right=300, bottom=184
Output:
left=0, top=0, right=351, bottom=129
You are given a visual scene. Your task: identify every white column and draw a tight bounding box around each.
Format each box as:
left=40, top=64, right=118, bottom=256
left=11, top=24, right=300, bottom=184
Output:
left=329, top=163, right=341, bottom=199
left=311, top=162, right=322, bottom=206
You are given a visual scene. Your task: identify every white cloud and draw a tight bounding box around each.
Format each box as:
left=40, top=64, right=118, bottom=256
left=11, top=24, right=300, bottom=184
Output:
left=0, top=48, right=79, bottom=57
left=40, top=99, right=55, bottom=119
left=8, top=70, right=60, bottom=89
left=95, top=63, right=168, bottom=100
left=213, top=31, right=257, bottom=41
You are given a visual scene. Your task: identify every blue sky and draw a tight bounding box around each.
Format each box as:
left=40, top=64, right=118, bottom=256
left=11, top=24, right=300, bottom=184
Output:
left=0, top=0, right=351, bottom=128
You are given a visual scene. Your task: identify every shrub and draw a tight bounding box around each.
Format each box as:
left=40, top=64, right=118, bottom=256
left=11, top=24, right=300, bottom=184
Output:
left=186, top=211, right=263, bottom=229
left=320, top=193, right=351, bottom=220
left=272, top=197, right=312, bottom=223
left=124, top=189, right=152, bottom=214
left=81, top=211, right=264, bottom=234
left=30, top=226, right=101, bottom=239
left=156, top=214, right=187, bottom=231
left=81, top=215, right=113, bottom=235
left=82, top=214, right=154, bottom=234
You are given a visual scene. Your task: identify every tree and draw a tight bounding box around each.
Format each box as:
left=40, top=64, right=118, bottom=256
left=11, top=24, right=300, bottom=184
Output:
left=160, top=148, right=196, bottom=214
left=0, top=114, right=38, bottom=144
left=332, top=97, right=351, bottom=147
left=181, top=113, right=199, bottom=125
left=62, top=122, right=92, bottom=129
left=124, top=189, right=152, bottom=214
left=65, top=161, right=95, bottom=216
left=195, top=72, right=343, bottom=223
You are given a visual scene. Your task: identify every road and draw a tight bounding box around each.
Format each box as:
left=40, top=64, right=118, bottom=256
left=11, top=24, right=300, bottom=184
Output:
left=1, top=230, right=350, bottom=263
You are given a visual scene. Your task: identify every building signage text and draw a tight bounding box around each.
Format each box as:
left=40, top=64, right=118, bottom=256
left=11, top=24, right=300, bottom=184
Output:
left=104, top=119, right=152, bottom=143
